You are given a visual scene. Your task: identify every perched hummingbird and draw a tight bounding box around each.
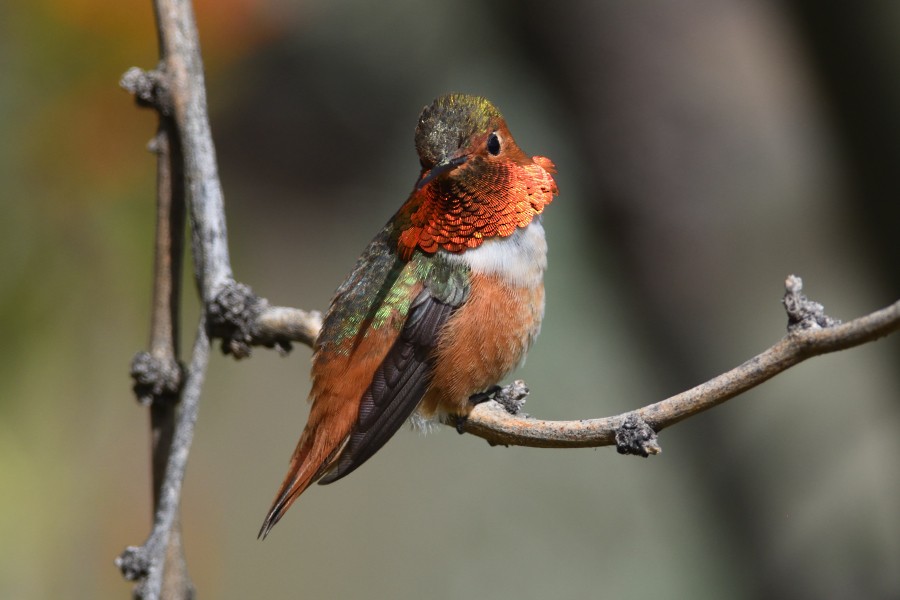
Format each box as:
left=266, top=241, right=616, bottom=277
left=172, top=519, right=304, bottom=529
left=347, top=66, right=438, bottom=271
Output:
left=259, top=93, right=557, bottom=538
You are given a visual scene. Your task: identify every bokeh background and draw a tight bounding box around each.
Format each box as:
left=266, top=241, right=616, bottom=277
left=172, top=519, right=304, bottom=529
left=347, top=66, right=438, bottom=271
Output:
left=2, top=0, right=899, bottom=598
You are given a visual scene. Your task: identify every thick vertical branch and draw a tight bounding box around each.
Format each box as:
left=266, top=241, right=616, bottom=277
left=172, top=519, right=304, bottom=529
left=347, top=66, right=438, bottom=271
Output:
left=118, top=0, right=225, bottom=597
left=155, top=0, right=232, bottom=303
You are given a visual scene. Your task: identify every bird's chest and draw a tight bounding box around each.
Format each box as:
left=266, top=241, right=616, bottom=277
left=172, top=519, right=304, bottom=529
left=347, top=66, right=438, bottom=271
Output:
left=420, top=222, right=548, bottom=416
left=445, top=220, right=548, bottom=353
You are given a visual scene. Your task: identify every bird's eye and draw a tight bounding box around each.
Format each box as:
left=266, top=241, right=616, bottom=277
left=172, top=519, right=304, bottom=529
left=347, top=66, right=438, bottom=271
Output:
left=486, top=132, right=501, bottom=156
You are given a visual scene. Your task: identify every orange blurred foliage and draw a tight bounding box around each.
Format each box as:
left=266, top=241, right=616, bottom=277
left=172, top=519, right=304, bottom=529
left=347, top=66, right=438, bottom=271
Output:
left=44, top=0, right=287, bottom=68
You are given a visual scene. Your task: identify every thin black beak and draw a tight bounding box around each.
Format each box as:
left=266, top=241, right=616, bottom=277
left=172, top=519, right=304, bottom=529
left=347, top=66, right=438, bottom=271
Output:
left=415, top=155, right=468, bottom=191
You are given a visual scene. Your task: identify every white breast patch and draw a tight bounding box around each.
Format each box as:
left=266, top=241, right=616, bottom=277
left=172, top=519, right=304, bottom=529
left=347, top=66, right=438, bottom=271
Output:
left=443, top=220, right=547, bottom=288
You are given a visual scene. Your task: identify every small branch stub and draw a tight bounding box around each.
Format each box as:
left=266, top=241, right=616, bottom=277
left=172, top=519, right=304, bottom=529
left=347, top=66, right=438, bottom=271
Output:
left=207, top=280, right=262, bottom=358
left=783, top=274, right=840, bottom=331
left=116, top=544, right=151, bottom=581
left=615, top=413, right=661, bottom=457
left=494, top=380, right=529, bottom=415
left=208, top=280, right=323, bottom=358
left=120, top=66, right=174, bottom=115
left=255, top=306, right=322, bottom=353
left=131, top=352, right=184, bottom=406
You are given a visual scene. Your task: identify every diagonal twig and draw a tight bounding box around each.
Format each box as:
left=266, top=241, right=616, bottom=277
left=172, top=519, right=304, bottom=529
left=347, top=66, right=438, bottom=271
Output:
left=235, top=276, right=900, bottom=454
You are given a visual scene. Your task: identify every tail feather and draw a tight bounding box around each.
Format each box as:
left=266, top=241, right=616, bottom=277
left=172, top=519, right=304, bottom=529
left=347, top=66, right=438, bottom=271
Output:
left=258, top=434, right=319, bottom=539
left=258, top=418, right=349, bottom=539
left=259, top=317, right=398, bottom=539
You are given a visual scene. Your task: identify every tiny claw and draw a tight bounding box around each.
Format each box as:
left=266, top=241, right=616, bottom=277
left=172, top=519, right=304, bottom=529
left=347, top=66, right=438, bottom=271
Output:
left=455, top=415, right=468, bottom=435
left=468, top=385, right=502, bottom=407
left=457, top=385, right=505, bottom=434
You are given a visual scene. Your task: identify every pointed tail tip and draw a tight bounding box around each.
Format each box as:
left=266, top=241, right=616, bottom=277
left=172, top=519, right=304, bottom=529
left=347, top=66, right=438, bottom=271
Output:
left=259, top=481, right=303, bottom=540
left=258, top=503, right=285, bottom=540
left=258, top=521, right=272, bottom=541
left=259, top=430, right=336, bottom=539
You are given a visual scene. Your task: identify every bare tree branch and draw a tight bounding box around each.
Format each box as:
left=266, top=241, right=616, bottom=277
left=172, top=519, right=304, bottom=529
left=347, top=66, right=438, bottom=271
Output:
left=118, top=0, right=228, bottom=597
left=255, top=305, right=323, bottom=350
left=121, top=52, right=196, bottom=599
left=207, top=281, right=322, bottom=358
left=118, top=320, right=209, bottom=600
left=129, top=121, right=194, bottom=598
left=241, top=276, right=900, bottom=454
left=152, top=0, right=232, bottom=302
left=463, top=293, right=900, bottom=452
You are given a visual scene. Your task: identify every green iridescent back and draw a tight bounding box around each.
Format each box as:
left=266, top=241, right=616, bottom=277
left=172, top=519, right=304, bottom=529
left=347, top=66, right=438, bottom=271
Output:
left=315, top=222, right=470, bottom=356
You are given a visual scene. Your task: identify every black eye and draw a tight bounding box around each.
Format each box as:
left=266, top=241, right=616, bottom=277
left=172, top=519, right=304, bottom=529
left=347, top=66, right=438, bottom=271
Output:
left=486, top=132, right=501, bottom=156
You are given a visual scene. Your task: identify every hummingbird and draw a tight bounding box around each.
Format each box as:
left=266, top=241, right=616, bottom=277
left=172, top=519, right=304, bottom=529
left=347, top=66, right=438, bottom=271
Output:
left=259, top=93, right=557, bottom=538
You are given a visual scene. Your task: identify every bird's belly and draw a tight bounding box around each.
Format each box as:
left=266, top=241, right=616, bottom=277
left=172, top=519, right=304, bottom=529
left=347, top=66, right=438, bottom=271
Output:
left=418, top=272, right=544, bottom=418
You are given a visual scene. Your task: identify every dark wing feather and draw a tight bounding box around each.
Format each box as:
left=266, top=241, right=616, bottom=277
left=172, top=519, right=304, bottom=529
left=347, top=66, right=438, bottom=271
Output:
left=318, top=289, right=453, bottom=484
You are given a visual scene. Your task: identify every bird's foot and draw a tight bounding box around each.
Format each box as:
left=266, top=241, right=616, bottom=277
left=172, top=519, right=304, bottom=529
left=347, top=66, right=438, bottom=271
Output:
left=468, top=385, right=502, bottom=407
left=456, top=385, right=503, bottom=435
left=455, top=386, right=503, bottom=434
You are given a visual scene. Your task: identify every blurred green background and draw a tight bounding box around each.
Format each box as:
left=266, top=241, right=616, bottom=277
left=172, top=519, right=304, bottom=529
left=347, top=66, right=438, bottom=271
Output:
left=2, top=1, right=899, bottom=598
